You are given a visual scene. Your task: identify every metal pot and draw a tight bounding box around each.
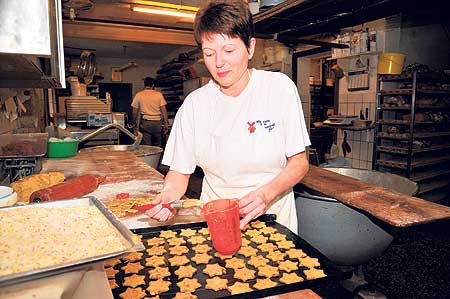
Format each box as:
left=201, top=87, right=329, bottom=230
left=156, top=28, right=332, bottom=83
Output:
left=295, top=168, right=418, bottom=266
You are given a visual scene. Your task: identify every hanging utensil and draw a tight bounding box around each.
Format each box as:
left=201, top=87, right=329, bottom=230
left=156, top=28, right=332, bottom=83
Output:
left=342, top=131, right=351, bottom=157
left=77, top=51, right=96, bottom=85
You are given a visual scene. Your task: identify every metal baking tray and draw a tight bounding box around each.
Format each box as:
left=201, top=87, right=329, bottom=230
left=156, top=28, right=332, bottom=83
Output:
left=0, top=196, right=144, bottom=287
left=109, top=214, right=352, bottom=299
left=0, top=133, right=48, bottom=158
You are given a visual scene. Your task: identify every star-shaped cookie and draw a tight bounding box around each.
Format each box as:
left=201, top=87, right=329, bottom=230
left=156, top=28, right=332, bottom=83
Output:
left=248, top=255, right=269, bottom=268
left=169, top=255, right=190, bottom=266
left=250, top=220, right=266, bottom=229
left=177, top=278, right=201, bottom=293
left=147, top=245, right=165, bottom=256
left=149, top=267, right=171, bottom=279
left=175, top=265, right=197, bottom=279
left=203, top=263, right=226, bottom=277
left=285, top=248, right=307, bottom=260
left=179, top=228, right=197, bottom=237
left=304, top=268, right=326, bottom=280
left=253, top=278, right=277, bottom=290
left=123, top=274, right=145, bottom=288
left=147, top=237, right=166, bottom=246
left=159, top=230, right=177, bottom=239
left=205, top=276, right=228, bottom=291
left=123, top=252, right=143, bottom=263
left=280, top=272, right=304, bottom=284
left=169, top=245, right=189, bottom=256
left=147, top=279, right=171, bottom=295
left=238, top=246, right=258, bottom=257
left=168, top=237, right=186, bottom=246
left=257, top=265, right=279, bottom=278
left=233, top=268, right=255, bottom=282
left=145, top=255, right=165, bottom=267
left=266, top=250, right=286, bottom=263
left=122, top=262, right=143, bottom=274
left=225, top=257, right=245, bottom=270
left=191, top=253, right=212, bottom=265
left=104, top=267, right=118, bottom=278
left=119, top=287, right=146, bottom=299
left=277, top=240, right=295, bottom=249
left=227, top=281, right=253, bottom=295
left=279, top=260, right=299, bottom=273
left=192, top=244, right=212, bottom=254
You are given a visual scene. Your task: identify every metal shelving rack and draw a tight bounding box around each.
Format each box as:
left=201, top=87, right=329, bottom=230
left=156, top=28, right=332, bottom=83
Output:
left=373, top=71, right=450, bottom=202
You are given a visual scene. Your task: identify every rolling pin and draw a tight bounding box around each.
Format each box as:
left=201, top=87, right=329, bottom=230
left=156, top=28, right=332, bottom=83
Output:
left=29, top=174, right=105, bottom=203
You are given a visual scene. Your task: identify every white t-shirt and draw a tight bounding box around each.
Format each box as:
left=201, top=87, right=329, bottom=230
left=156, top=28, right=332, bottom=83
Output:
left=131, top=89, right=167, bottom=121
left=162, top=70, right=311, bottom=233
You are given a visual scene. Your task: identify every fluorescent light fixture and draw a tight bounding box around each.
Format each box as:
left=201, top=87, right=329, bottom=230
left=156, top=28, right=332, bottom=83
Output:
left=132, top=6, right=196, bottom=19
left=132, top=1, right=199, bottom=12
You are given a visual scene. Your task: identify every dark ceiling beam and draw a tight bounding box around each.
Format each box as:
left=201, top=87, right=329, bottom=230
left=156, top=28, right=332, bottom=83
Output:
left=294, top=46, right=331, bottom=57
left=276, top=36, right=349, bottom=48
left=254, top=0, right=401, bottom=37
left=254, top=0, right=336, bottom=24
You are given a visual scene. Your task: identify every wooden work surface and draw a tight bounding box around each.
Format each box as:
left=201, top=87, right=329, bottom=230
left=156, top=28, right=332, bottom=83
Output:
left=301, top=166, right=450, bottom=227
left=261, top=289, right=322, bottom=299
left=42, top=151, right=163, bottom=183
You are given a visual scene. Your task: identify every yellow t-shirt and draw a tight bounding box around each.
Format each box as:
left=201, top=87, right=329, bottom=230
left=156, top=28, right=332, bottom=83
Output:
left=131, top=89, right=167, bottom=121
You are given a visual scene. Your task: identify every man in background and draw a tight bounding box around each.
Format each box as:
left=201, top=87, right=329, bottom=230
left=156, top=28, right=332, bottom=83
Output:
left=131, top=77, right=169, bottom=146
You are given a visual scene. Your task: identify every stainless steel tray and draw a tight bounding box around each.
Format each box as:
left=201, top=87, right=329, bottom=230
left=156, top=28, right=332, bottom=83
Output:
left=0, top=196, right=144, bottom=287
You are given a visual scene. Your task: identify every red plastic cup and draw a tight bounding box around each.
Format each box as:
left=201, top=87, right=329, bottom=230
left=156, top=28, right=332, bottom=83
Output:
left=202, top=199, right=242, bottom=255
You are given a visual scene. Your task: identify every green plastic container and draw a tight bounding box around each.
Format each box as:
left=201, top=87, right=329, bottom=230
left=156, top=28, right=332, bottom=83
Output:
left=47, top=139, right=79, bottom=158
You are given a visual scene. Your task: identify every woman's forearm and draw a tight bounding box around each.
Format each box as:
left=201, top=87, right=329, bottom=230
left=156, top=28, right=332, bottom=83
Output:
left=259, top=151, right=309, bottom=204
left=162, top=170, right=191, bottom=201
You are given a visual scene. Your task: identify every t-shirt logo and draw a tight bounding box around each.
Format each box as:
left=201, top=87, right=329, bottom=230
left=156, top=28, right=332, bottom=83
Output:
left=247, top=121, right=256, bottom=133
left=247, top=120, right=276, bottom=134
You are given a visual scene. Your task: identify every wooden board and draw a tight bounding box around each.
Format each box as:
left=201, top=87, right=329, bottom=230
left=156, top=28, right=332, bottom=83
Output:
left=42, top=151, right=163, bottom=183
left=301, top=166, right=450, bottom=227
left=262, top=289, right=322, bottom=299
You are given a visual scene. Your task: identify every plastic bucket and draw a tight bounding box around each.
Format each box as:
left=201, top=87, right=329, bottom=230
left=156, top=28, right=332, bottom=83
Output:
left=377, top=52, right=406, bottom=74
left=47, top=139, right=79, bottom=158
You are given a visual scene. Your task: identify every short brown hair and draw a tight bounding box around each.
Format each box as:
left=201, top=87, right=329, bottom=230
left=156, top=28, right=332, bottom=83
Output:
left=194, top=0, right=254, bottom=48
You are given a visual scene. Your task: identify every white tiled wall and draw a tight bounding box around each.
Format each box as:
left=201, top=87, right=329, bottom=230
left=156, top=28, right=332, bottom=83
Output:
left=336, top=55, right=378, bottom=170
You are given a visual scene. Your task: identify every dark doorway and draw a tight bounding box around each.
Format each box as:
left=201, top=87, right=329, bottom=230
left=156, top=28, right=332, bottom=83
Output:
left=99, top=83, right=133, bottom=121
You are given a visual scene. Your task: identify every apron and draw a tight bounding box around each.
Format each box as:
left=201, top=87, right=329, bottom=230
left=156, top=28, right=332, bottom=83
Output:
left=194, top=82, right=298, bottom=234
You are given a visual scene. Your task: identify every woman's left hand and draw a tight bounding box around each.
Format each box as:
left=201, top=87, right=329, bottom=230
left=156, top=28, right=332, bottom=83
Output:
left=238, top=191, right=268, bottom=229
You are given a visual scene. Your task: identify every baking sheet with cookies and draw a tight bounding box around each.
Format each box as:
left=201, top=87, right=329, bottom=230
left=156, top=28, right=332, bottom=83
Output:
left=105, top=214, right=351, bottom=299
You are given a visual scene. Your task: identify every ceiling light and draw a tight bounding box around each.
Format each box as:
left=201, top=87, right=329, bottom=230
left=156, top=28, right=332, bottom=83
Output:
left=132, top=6, right=196, bottom=19
left=132, top=1, right=199, bottom=12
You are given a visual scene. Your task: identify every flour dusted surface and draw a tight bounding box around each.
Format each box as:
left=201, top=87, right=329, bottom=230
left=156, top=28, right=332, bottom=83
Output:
left=0, top=206, right=127, bottom=277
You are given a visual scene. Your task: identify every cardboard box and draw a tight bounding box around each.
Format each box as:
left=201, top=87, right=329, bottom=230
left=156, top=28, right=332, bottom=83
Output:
left=86, top=113, right=112, bottom=127
left=112, top=113, right=125, bottom=126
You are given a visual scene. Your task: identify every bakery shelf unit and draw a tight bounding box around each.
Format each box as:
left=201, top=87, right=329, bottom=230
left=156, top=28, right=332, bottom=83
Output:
left=373, top=71, right=450, bottom=202
left=156, top=55, right=195, bottom=119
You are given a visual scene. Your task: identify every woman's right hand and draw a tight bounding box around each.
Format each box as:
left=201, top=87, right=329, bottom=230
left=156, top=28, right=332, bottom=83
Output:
left=145, top=192, right=177, bottom=222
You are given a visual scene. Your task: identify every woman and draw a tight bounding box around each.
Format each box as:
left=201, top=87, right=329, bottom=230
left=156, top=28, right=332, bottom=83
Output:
left=146, top=0, right=310, bottom=233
